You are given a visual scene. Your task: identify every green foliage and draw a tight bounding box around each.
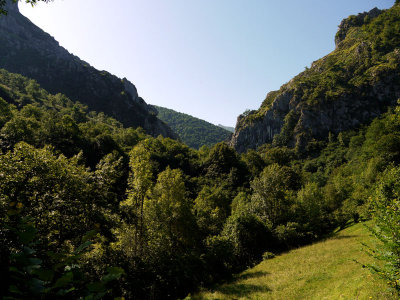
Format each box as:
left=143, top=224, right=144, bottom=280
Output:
left=262, top=251, right=275, bottom=260
left=203, top=142, right=249, bottom=188
left=154, top=105, right=232, bottom=149
left=222, top=214, right=275, bottom=267
left=250, top=164, right=299, bottom=226
left=1, top=11, right=400, bottom=294
left=366, top=166, right=400, bottom=293
left=4, top=218, right=124, bottom=299
left=0, top=142, right=98, bottom=249
left=144, top=167, right=196, bottom=250
left=194, top=185, right=231, bottom=236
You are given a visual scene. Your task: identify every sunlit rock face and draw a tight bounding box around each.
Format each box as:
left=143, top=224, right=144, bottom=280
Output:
left=231, top=6, right=400, bottom=153
left=0, top=0, right=177, bottom=138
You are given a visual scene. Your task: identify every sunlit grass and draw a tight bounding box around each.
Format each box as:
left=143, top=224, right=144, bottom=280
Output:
left=192, top=223, right=396, bottom=300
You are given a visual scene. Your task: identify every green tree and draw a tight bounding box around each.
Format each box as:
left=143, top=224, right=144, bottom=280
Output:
left=121, top=140, right=155, bottom=255
left=144, top=167, right=196, bottom=251
left=250, top=164, right=299, bottom=226
left=194, top=185, right=231, bottom=236
left=222, top=214, right=274, bottom=266
left=0, top=142, right=98, bottom=250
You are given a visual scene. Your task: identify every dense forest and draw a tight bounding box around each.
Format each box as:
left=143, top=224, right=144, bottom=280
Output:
left=1, top=1, right=400, bottom=300
left=1, top=66, right=400, bottom=299
left=154, top=106, right=232, bottom=149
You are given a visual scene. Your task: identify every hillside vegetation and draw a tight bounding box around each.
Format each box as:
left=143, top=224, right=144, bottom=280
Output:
left=1, top=64, right=400, bottom=298
left=231, top=4, right=400, bottom=152
left=1, top=2, right=400, bottom=300
left=192, top=223, right=395, bottom=300
left=155, top=105, right=232, bottom=149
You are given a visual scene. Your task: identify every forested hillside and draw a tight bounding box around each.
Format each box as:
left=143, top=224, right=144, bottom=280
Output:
left=1, top=64, right=400, bottom=298
left=154, top=105, right=232, bottom=149
left=1, top=1, right=400, bottom=300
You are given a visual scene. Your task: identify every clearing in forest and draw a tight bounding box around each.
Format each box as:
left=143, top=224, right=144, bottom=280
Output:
left=192, top=223, right=396, bottom=300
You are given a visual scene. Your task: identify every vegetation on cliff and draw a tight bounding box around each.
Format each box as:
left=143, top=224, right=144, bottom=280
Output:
left=232, top=3, right=400, bottom=152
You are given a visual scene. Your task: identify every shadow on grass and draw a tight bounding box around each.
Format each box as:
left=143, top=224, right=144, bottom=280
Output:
left=207, top=271, right=271, bottom=297
left=216, top=283, right=271, bottom=296
left=328, top=234, right=358, bottom=240
left=235, top=271, right=270, bottom=281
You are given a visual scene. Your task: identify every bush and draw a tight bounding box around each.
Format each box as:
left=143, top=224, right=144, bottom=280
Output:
left=262, top=251, right=276, bottom=260
left=222, top=214, right=276, bottom=267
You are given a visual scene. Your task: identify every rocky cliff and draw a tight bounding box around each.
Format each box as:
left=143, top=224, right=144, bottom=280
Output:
left=0, top=0, right=176, bottom=138
left=231, top=4, right=400, bottom=153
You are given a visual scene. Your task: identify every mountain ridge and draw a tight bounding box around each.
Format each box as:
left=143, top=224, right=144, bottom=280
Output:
left=230, top=4, right=400, bottom=153
left=0, top=0, right=176, bottom=138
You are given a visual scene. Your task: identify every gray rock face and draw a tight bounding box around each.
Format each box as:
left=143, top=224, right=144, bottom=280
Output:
left=231, top=81, right=400, bottom=153
left=231, top=90, right=294, bottom=153
left=0, top=0, right=177, bottom=138
left=231, top=6, right=400, bottom=153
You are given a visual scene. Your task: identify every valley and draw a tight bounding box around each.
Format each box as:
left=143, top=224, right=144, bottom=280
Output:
left=0, top=1, right=399, bottom=299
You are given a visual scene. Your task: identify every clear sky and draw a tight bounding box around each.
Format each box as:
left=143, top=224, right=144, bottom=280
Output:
left=19, top=0, right=394, bottom=127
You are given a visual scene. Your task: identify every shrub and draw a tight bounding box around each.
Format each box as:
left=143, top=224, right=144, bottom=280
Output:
left=262, top=251, right=276, bottom=260
left=367, top=166, right=400, bottom=293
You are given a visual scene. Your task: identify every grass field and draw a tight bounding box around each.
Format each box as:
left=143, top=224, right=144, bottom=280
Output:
left=191, top=223, right=396, bottom=300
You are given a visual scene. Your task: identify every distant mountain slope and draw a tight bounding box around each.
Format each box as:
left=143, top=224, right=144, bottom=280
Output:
left=231, top=5, right=400, bottom=152
left=217, top=124, right=235, bottom=133
left=154, top=105, right=232, bottom=149
left=0, top=0, right=175, bottom=138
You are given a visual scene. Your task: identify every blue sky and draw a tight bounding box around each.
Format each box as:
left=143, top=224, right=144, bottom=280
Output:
left=20, top=0, right=394, bottom=127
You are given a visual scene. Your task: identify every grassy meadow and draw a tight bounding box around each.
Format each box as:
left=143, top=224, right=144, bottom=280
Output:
left=191, top=223, right=396, bottom=300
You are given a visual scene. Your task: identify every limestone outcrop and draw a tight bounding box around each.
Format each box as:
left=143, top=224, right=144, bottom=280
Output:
left=231, top=6, right=400, bottom=153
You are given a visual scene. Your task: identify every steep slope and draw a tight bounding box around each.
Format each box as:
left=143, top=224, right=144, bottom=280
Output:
left=154, top=105, right=232, bottom=149
left=0, top=0, right=176, bottom=138
left=231, top=4, right=400, bottom=153
left=193, top=223, right=396, bottom=300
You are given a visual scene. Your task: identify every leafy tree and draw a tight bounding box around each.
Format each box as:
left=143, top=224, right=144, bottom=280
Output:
left=194, top=185, right=231, bottom=236
left=144, top=167, right=196, bottom=251
left=241, top=149, right=265, bottom=177
left=294, top=182, right=331, bottom=238
left=222, top=214, right=275, bottom=267
left=250, top=164, right=299, bottom=226
left=0, top=142, right=98, bottom=250
left=203, top=142, right=248, bottom=187
left=121, top=140, right=155, bottom=255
